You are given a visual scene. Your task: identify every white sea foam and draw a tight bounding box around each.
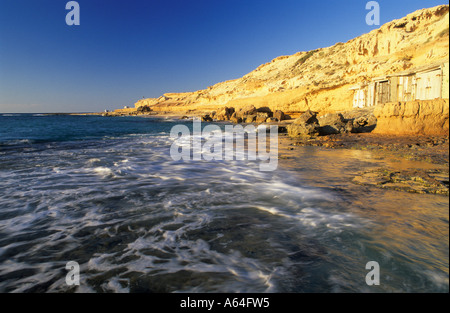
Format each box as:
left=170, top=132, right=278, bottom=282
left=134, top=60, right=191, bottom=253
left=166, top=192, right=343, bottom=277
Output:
left=103, top=278, right=130, bottom=293
left=6, top=139, right=33, bottom=145
left=424, top=270, right=449, bottom=289
left=0, top=119, right=447, bottom=293
left=93, top=167, right=114, bottom=177
left=87, top=158, right=101, bottom=165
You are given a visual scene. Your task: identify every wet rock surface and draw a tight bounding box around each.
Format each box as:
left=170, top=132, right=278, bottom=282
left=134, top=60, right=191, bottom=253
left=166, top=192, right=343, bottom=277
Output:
left=288, top=133, right=449, bottom=164
left=353, top=168, right=449, bottom=195
left=282, top=132, right=449, bottom=195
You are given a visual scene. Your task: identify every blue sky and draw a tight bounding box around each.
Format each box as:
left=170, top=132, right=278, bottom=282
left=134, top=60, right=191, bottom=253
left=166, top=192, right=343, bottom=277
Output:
left=0, top=0, right=447, bottom=113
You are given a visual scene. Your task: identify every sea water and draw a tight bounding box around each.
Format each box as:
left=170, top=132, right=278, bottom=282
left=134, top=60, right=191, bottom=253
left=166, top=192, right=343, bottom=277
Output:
left=0, top=114, right=448, bottom=292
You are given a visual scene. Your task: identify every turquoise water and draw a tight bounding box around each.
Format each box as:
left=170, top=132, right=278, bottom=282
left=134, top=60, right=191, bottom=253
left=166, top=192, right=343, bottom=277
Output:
left=0, top=114, right=448, bottom=292
left=0, top=114, right=175, bottom=144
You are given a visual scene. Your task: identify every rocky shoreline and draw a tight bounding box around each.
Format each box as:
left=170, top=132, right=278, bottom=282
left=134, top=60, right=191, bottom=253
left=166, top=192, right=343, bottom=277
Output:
left=96, top=106, right=449, bottom=196
left=280, top=132, right=449, bottom=196
left=197, top=105, right=448, bottom=196
left=97, top=4, right=449, bottom=198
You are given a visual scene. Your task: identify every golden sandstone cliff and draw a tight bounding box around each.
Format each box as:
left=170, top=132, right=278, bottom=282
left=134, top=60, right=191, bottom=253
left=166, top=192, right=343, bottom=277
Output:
left=132, top=5, right=449, bottom=135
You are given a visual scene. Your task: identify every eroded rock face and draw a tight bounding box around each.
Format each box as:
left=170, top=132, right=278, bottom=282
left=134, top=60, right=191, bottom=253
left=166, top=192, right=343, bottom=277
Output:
left=134, top=5, right=449, bottom=119
left=373, top=99, right=449, bottom=135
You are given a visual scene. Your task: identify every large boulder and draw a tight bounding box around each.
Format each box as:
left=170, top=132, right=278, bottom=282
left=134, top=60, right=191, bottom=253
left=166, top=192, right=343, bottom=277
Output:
left=353, top=116, right=368, bottom=127
left=266, top=117, right=278, bottom=123
left=273, top=110, right=285, bottom=121
left=137, top=105, right=152, bottom=113
left=236, top=105, right=257, bottom=118
left=230, top=115, right=243, bottom=124
left=257, top=112, right=271, bottom=119
left=256, top=115, right=268, bottom=124
left=215, top=107, right=235, bottom=121
left=294, top=110, right=319, bottom=125
left=287, top=123, right=320, bottom=138
left=318, top=113, right=351, bottom=135
left=244, top=115, right=257, bottom=123
left=287, top=110, right=320, bottom=138
left=201, top=114, right=213, bottom=122
left=255, top=112, right=271, bottom=124
left=341, top=108, right=377, bottom=133
left=351, top=115, right=377, bottom=133
left=256, top=107, right=272, bottom=114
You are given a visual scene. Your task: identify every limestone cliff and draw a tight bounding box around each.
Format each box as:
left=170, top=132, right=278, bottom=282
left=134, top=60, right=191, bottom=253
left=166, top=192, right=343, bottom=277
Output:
left=373, top=99, right=449, bottom=135
left=134, top=5, right=449, bottom=116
